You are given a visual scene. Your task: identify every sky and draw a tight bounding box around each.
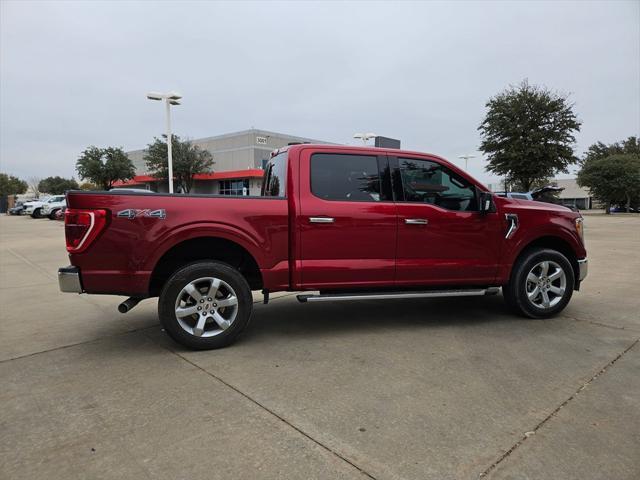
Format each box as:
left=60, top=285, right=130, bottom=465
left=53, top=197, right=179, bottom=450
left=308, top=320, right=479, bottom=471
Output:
left=1, top=0, right=638, bottom=184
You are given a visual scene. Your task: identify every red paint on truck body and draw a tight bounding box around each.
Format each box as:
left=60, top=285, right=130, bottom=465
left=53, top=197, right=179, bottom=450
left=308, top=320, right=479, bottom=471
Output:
left=65, top=144, right=586, bottom=297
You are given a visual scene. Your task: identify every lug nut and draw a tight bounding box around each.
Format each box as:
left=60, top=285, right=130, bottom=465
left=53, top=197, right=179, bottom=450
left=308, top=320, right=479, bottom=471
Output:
left=210, top=310, right=214, bottom=314
left=197, top=306, right=202, bottom=311
left=200, top=299, right=204, bottom=303
left=207, top=297, right=212, bottom=301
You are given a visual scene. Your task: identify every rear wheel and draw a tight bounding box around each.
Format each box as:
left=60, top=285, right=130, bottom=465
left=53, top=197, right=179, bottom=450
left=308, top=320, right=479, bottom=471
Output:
left=503, top=248, right=574, bottom=318
left=48, top=209, right=59, bottom=220
left=31, top=208, right=42, bottom=218
left=158, top=261, right=253, bottom=349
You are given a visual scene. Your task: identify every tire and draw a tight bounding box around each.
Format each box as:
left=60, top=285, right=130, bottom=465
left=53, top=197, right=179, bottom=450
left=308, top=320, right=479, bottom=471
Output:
left=48, top=209, right=59, bottom=220
left=503, top=248, right=575, bottom=319
left=158, top=261, right=253, bottom=350
left=31, top=208, right=42, bottom=218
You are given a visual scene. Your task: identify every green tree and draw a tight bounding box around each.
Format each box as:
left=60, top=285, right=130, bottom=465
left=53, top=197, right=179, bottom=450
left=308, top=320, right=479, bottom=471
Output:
left=0, top=173, right=28, bottom=196
left=79, top=182, right=99, bottom=191
left=38, top=176, right=79, bottom=194
left=144, top=135, right=214, bottom=193
left=479, top=80, right=581, bottom=192
left=582, top=136, right=639, bottom=164
left=76, top=146, right=135, bottom=190
left=577, top=154, right=640, bottom=213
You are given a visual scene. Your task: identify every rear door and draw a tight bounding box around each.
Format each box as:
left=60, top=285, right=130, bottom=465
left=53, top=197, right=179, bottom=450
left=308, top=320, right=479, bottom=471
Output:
left=392, top=155, right=502, bottom=286
left=298, top=149, right=397, bottom=289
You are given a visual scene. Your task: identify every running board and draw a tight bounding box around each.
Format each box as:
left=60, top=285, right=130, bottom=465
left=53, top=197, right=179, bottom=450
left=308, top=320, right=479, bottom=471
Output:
left=297, top=287, right=500, bottom=303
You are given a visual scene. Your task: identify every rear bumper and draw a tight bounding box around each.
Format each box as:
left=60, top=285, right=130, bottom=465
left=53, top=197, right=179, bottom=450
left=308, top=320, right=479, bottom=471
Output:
left=58, top=266, right=83, bottom=293
left=577, top=258, right=588, bottom=282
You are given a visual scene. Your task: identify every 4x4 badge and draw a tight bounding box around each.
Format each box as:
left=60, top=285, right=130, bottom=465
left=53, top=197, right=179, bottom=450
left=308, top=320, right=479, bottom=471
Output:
left=117, top=209, right=166, bottom=220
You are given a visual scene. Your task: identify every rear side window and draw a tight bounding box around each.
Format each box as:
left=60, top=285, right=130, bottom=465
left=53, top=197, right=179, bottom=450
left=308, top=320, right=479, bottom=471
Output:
left=311, top=153, right=382, bottom=202
left=398, top=158, right=478, bottom=211
left=261, top=151, right=287, bottom=197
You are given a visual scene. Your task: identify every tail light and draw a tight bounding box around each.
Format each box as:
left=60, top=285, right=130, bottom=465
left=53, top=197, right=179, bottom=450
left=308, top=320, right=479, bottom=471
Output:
left=65, top=209, right=109, bottom=253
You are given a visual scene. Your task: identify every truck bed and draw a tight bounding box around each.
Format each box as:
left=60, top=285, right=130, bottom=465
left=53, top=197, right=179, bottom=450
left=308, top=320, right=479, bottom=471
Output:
left=66, top=191, right=289, bottom=296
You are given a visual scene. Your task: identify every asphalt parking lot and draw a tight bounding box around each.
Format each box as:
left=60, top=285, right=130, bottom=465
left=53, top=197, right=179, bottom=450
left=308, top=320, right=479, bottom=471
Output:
left=1, top=213, right=638, bottom=480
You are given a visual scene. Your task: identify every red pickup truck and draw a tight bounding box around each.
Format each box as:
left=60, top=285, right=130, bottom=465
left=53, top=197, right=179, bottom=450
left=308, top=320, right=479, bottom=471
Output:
left=59, top=144, right=587, bottom=349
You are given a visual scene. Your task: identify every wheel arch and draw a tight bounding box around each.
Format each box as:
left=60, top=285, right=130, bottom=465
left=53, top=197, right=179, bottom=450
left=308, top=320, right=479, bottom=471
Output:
left=511, top=235, right=580, bottom=289
left=149, top=236, right=263, bottom=296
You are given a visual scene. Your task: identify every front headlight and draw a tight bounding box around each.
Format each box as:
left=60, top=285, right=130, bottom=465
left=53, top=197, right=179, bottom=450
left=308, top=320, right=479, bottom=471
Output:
left=575, top=217, right=584, bottom=243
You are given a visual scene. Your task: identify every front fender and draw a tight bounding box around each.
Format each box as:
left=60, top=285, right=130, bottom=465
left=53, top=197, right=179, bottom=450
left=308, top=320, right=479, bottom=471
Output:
left=498, top=211, right=585, bottom=283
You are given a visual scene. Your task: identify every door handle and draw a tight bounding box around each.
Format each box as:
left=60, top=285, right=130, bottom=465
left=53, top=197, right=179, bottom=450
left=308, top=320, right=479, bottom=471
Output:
left=309, top=217, right=335, bottom=223
left=405, top=218, right=428, bottom=225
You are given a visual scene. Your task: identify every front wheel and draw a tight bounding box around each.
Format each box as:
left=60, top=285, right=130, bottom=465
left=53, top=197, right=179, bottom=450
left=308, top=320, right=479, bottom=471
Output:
left=158, top=261, right=253, bottom=350
left=503, top=248, right=575, bottom=318
left=31, top=208, right=42, bottom=218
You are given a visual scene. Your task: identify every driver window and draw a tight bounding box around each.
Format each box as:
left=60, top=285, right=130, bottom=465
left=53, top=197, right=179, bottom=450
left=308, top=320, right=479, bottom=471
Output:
left=398, top=158, right=478, bottom=211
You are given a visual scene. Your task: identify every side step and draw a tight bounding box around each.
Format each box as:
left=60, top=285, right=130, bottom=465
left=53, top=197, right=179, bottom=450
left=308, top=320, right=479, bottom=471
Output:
left=297, top=287, right=500, bottom=303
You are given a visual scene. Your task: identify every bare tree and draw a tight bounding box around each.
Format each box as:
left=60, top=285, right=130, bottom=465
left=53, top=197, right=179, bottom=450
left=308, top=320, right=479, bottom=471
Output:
left=27, top=176, right=42, bottom=198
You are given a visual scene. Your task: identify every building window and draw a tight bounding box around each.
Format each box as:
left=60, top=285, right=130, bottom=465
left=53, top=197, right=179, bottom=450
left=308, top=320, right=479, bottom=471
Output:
left=219, top=179, right=249, bottom=196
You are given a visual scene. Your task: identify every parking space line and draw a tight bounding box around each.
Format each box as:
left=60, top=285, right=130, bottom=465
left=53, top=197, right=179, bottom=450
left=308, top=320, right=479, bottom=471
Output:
left=156, top=341, right=379, bottom=480
left=562, top=314, right=640, bottom=332
left=5, top=247, right=57, bottom=280
left=0, top=325, right=158, bottom=364
left=479, top=337, right=640, bottom=478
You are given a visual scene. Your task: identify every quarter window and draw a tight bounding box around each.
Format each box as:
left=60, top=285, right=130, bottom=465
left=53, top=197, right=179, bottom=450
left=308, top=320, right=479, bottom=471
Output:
left=398, top=158, right=478, bottom=211
left=311, top=153, right=382, bottom=202
left=261, top=151, right=287, bottom=197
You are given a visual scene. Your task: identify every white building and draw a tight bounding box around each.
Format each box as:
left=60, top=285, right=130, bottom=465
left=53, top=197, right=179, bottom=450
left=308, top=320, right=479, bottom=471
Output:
left=486, top=178, right=593, bottom=209
left=117, top=128, right=331, bottom=195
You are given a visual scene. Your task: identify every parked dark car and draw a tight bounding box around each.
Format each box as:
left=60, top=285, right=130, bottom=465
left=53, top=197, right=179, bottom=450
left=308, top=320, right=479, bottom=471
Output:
left=8, top=202, right=25, bottom=215
left=610, top=206, right=638, bottom=213
left=496, top=186, right=578, bottom=212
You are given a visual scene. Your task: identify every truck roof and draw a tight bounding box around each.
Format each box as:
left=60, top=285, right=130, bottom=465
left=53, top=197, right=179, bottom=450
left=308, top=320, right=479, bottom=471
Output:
left=272, top=143, right=447, bottom=161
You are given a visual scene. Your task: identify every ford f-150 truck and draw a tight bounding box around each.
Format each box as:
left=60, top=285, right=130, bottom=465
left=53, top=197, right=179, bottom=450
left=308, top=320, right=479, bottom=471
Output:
left=58, top=144, right=587, bottom=349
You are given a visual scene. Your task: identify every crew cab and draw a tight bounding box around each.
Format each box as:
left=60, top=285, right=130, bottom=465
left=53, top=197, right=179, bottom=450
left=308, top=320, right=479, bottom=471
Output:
left=41, top=197, right=67, bottom=220
left=58, top=145, right=587, bottom=349
left=24, top=195, right=66, bottom=218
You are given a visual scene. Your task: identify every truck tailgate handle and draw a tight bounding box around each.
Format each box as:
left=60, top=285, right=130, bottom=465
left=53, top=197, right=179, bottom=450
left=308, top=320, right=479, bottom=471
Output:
left=309, top=217, right=335, bottom=223
left=405, top=218, right=428, bottom=225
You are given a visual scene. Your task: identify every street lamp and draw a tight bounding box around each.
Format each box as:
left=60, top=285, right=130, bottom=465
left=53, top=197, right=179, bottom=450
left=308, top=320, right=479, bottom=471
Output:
left=146, top=91, right=182, bottom=193
left=458, top=154, right=475, bottom=171
left=353, top=132, right=377, bottom=145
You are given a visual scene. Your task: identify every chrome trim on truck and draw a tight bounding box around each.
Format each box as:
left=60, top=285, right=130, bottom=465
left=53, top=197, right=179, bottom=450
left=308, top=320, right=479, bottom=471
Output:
left=297, top=287, right=501, bottom=303
left=505, top=214, right=519, bottom=239
left=58, top=266, right=83, bottom=293
left=577, top=258, right=588, bottom=282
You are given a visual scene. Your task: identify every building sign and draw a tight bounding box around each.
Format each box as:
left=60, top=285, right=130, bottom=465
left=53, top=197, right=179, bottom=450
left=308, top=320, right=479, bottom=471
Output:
left=256, top=136, right=268, bottom=145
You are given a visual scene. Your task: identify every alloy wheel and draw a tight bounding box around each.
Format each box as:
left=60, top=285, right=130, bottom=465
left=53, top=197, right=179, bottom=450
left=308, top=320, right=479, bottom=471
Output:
left=525, top=260, right=567, bottom=309
left=174, top=277, right=239, bottom=337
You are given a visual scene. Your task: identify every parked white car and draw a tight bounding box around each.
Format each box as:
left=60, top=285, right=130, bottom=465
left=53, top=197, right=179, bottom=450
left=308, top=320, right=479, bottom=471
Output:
left=23, top=195, right=65, bottom=218
left=41, top=197, right=67, bottom=219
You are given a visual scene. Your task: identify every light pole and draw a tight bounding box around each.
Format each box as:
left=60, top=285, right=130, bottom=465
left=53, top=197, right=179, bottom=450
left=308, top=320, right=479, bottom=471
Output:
left=353, top=132, right=377, bottom=145
left=146, top=91, right=182, bottom=193
left=458, top=154, right=475, bottom=171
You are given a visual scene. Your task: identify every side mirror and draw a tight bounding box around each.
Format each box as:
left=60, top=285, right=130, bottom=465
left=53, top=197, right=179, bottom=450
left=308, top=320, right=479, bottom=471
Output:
left=479, top=191, right=494, bottom=213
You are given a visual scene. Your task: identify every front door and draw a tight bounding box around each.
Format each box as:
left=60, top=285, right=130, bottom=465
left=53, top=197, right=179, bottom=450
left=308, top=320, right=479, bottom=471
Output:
left=392, top=155, right=501, bottom=286
left=298, top=150, right=397, bottom=289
